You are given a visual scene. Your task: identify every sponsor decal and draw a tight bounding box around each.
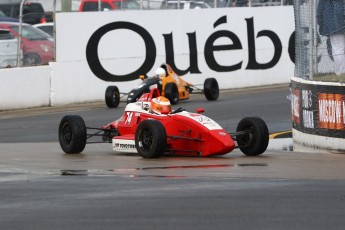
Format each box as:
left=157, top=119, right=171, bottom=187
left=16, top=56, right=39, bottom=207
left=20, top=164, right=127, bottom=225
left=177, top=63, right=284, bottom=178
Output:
left=113, top=139, right=137, bottom=152
left=125, top=112, right=133, bottom=124
left=181, top=112, right=222, bottom=130
left=124, top=112, right=141, bottom=125
left=291, top=88, right=300, bottom=125
left=318, top=93, right=345, bottom=130
left=119, top=144, right=136, bottom=149
left=301, top=89, right=314, bottom=129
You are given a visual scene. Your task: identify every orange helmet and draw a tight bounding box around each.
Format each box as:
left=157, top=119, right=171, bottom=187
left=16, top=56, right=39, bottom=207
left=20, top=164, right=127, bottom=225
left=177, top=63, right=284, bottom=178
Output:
left=150, top=96, right=171, bottom=114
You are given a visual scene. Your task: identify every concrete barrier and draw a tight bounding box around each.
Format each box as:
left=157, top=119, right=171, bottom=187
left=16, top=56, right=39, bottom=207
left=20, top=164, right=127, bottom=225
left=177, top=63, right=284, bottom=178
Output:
left=0, top=66, right=50, bottom=111
left=290, top=76, right=345, bottom=153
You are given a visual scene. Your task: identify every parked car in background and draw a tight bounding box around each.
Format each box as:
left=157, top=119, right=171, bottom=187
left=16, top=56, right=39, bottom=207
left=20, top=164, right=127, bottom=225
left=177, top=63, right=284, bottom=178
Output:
left=79, top=0, right=141, bottom=11
left=250, top=0, right=282, bottom=7
left=203, top=0, right=230, bottom=8
left=0, top=2, right=49, bottom=25
left=33, top=22, right=53, bottom=37
left=227, top=0, right=248, bottom=7
left=0, top=22, right=54, bottom=66
left=0, top=10, right=19, bottom=22
left=0, top=28, right=21, bottom=68
left=160, top=0, right=212, bottom=9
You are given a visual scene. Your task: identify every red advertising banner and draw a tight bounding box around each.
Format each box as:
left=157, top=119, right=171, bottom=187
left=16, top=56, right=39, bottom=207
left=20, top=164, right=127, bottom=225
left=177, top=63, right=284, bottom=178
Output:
left=291, top=88, right=301, bottom=125
left=318, top=93, right=345, bottom=130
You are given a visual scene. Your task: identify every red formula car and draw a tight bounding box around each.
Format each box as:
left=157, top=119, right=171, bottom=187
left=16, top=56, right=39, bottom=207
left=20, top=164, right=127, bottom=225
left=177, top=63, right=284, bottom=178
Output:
left=59, top=88, right=269, bottom=158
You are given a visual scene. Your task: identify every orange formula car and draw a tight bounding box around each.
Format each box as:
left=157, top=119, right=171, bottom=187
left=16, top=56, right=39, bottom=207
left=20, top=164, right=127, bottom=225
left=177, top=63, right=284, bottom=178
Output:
left=105, top=64, right=219, bottom=108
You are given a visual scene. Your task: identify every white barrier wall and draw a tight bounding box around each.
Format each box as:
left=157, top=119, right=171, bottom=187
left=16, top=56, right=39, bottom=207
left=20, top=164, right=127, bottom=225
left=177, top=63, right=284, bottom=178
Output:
left=0, top=66, right=50, bottom=111
left=51, top=7, right=294, bottom=105
left=0, top=7, right=295, bottom=109
left=50, top=61, right=140, bottom=105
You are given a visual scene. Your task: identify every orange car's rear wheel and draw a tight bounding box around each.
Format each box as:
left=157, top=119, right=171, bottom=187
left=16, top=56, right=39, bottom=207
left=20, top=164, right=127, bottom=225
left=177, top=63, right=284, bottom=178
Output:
left=105, top=86, right=120, bottom=108
left=204, top=78, right=219, bottom=101
left=164, top=83, right=179, bottom=105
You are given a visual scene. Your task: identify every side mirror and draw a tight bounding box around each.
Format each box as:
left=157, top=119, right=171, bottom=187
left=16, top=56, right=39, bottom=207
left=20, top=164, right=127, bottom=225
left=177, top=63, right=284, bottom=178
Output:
left=196, top=108, right=204, bottom=114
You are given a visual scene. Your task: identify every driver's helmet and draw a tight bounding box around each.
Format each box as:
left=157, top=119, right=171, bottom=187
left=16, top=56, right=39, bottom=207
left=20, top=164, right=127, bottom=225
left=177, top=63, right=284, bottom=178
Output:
left=150, top=96, right=171, bottom=114
left=155, top=67, right=166, bottom=78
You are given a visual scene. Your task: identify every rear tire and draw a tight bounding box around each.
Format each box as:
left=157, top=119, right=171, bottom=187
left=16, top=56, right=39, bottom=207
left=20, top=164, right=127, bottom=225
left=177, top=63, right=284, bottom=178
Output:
left=204, top=78, right=219, bottom=101
left=135, top=120, right=167, bottom=158
left=165, top=83, right=179, bottom=105
left=58, top=115, right=87, bottom=154
left=236, top=117, right=269, bottom=156
left=105, top=86, right=120, bottom=108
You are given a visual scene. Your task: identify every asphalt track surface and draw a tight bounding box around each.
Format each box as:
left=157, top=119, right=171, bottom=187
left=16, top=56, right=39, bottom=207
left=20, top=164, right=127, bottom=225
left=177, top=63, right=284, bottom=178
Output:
left=1, top=84, right=345, bottom=230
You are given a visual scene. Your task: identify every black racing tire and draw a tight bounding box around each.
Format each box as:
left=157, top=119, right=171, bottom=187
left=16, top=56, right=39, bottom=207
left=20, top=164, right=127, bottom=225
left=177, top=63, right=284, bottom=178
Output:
left=135, top=120, right=167, bottom=158
left=164, top=83, right=179, bottom=105
left=236, top=117, right=269, bottom=156
left=58, top=115, right=87, bottom=154
left=204, top=78, right=219, bottom=101
left=105, top=86, right=120, bottom=108
left=23, top=53, right=41, bottom=66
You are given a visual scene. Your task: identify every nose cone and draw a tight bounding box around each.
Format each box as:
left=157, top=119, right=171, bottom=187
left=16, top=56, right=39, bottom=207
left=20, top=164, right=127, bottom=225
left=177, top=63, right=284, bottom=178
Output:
left=201, top=130, right=235, bottom=156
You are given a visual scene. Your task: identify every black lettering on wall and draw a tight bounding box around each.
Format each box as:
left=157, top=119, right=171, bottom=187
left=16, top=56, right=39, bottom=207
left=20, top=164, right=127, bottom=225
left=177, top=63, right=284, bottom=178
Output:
left=86, top=21, right=156, bottom=82
left=204, top=16, right=243, bottom=72
left=246, top=17, right=282, bottom=69
left=164, top=32, right=201, bottom=76
left=288, top=31, right=295, bottom=63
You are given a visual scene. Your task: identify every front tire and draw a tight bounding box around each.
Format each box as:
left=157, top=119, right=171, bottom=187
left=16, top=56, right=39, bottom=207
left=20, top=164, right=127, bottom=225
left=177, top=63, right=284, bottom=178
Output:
left=204, top=78, right=219, bottom=101
left=135, top=120, right=167, bottom=158
left=105, top=86, right=120, bottom=108
left=236, top=117, right=269, bottom=156
left=58, top=115, right=87, bottom=154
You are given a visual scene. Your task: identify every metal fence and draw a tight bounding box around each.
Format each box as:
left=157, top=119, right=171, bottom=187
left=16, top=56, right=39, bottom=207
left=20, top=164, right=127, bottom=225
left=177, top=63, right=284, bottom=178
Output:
left=294, top=0, right=345, bottom=82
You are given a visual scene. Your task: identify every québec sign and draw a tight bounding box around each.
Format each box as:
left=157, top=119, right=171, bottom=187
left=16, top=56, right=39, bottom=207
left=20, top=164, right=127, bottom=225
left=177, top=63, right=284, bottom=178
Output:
left=86, top=15, right=294, bottom=82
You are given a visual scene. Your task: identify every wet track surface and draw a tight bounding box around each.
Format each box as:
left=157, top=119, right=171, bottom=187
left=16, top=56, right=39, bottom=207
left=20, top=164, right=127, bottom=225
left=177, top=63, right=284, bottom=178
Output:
left=1, top=84, right=345, bottom=230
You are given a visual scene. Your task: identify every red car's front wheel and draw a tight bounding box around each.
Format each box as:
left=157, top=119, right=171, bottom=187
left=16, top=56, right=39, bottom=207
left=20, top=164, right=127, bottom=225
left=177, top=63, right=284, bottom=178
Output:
left=236, top=117, right=269, bottom=156
left=135, top=120, right=167, bottom=158
left=58, top=115, right=87, bottom=154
